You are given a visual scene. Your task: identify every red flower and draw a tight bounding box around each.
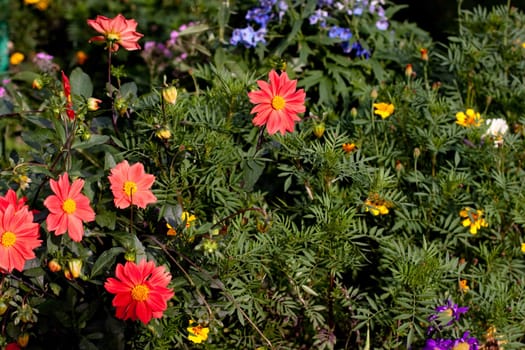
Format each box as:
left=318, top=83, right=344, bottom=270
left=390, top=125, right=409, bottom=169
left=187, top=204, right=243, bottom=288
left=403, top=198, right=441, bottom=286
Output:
left=104, top=260, right=174, bottom=324
left=0, top=203, right=41, bottom=273
left=108, top=160, right=157, bottom=209
left=5, top=343, right=21, bottom=350
left=248, top=70, right=306, bottom=135
left=87, top=14, right=144, bottom=52
left=0, top=189, right=27, bottom=212
left=43, top=173, right=96, bottom=242
left=61, top=71, right=75, bottom=120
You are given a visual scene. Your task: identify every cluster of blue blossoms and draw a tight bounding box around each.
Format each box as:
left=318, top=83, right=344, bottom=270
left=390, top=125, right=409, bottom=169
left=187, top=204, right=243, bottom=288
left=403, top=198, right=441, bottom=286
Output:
left=309, top=0, right=391, bottom=58
left=230, top=0, right=288, bottom=48
left=423, top=300, right=478, bottom=350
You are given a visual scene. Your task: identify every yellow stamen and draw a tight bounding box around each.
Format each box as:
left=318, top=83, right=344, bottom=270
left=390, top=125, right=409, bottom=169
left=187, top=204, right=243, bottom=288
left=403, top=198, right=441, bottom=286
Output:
left=124, top=181, right=137, bottom=197
left=62, top=198, right=77, bottom=214
left=452, top=343, right=469, bottom=350
left=131, top=284, right=150, bottom=301
left=107, top=33, right=121, bottom=41
left=1, top=232, right=16, bottom=247
left=271, top=95, right=286, bottom=111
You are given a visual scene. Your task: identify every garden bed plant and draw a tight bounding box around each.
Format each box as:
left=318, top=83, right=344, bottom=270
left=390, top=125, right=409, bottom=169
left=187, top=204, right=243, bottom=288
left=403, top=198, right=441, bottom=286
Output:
left=1, top=0, right=525, bottom=349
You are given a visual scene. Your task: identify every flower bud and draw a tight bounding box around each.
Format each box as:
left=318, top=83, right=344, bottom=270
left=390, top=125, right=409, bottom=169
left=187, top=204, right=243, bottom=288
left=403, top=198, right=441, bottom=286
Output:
left=420, top=48, right=429, bottom=61
left=48, top=259, right=62, bottom=273
left=202, top=239, right=218, bottom=253
left=87, top=97, right=102, bottom=111
left=32, top=78, right=43, bottom=90
left=124, top=251, right=136, bottom=262
left=162, top=86, right=178, bottom=105
left=370, top=89, right=378, bottom=100
left=312, top=122, right=325, bottom=138
left=350, top=107, right=358, bottom=118
left=404, top=64, right=413, bottom=78
left=67, top=259, right=83, bottom=279
left=76, top=51, right=88, bottom=65
left=17, top=332, right=29, bottom=348
left=0, top=301, right=8, bottom=316
left=413, top=147, right=421, bottom=159
left=155, top=128, right=171, bottom=140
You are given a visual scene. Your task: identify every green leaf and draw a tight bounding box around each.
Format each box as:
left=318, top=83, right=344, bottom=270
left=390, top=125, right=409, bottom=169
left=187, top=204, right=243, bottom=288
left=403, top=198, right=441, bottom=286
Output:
left=70, top=67, right=93, bottom=98
left=95, top=210, right=117, bottom=230
left=71, top=134, right=109, bottom=150
left=90, top=247, right=125, bottom=278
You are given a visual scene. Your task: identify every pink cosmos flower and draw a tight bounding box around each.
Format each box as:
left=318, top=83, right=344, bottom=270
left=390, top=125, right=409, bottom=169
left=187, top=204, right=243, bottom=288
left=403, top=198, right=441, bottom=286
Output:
left=248, top=70, right=306, bottom=135
left=108, top=160, right=157, bottom=209
left=0, top=203, right=41, bottom=273
left=87, top=14, right=144, bottom=52
left=104, top=259, right=174, bottom=324
left=62, top=71, right=75, bottom=120
left=43, top=173, right=96, bottom=242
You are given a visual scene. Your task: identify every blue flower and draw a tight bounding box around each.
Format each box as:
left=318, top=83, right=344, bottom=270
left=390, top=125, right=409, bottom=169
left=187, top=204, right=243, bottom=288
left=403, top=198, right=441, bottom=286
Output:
left=351, top=41, right=370, bottom=58
left=309, top=9, right=329, bottom=27
left=230, top=26, right=267, bottom=48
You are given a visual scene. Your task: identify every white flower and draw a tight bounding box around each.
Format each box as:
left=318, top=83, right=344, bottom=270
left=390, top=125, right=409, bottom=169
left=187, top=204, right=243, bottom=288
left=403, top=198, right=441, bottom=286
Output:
left=484, top=118, right=509, bottom=147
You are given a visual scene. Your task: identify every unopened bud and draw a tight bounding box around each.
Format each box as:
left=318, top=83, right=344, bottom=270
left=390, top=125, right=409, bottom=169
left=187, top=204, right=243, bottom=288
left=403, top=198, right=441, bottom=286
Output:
left=67, top=259, right=83, bottom=279
left=313, top=122, right=325, bottom=138
left=413, top=147, right=421, bottom=158
left=350, top=107, right=358, bottom=118
left=370, top=89, right=378, bottom=100
left=32, top=78, right=43, bottom=90
left=162, top=86, right=178, bottom=105
left=17, top=332, right=29, bottom=348
left=420, top=48, right=429, bottom=61
left=48, top=259, right=62, bottom=273
left=87, top=97, right=102, bottom=111
left=155, top=128, right=171, bottom=140
left=404, top=64, right=413, bottom=78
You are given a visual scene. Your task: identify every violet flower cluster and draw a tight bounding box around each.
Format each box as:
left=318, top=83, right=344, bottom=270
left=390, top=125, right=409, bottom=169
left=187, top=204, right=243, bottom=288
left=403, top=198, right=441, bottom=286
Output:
left=230, top=0, right=287, bottom=48
left=309, top=0, right=391, bottom=58
left=423, top=300, right=478, bottom=350
left=142, top=22, right=195, bottom=64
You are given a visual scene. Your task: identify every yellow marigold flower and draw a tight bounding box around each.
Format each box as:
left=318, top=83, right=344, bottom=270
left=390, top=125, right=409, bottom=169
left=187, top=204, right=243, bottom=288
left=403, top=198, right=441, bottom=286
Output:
left=24, top=0, right=39, bottom=4
left=32, top=78, right=43, bottom=90
left=342, top=143, right=356, bottom=154
left=35, top=0, right=50, bottom=10
left=9, top=52, right=25, bottom=65
left=187, top=320, right=209, bottom=344
left=522, top=42, right=525, bottom=49
left=456, top=109, right=483, bottom=127
left=181, top=211, right=196, bottom=228
left=155, top=128, right=171, bottom=140
left=521, top=243, right=525, bottom=253
left=459, top=207, right=488, bottom=235
left=459, top=279, right=469, bottom=292
left=373, top=102, right=394, bottom=119
left=364, top=196, right=390, bottom=216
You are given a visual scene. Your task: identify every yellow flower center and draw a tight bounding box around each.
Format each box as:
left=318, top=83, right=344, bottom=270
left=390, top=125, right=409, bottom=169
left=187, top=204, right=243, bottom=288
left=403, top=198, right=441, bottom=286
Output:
left=62, top=198, right=77, bottom=214
left=131, top=284, right=150, bottom=302
left=107, top=32, right=121, bottom=41
left=124, top=181, right=137, bottom=197
left=271, top=95, right=286, bottom=111
left=1, top=231, right=16, bottom=247
left=452, top=342, right=469, bottom=350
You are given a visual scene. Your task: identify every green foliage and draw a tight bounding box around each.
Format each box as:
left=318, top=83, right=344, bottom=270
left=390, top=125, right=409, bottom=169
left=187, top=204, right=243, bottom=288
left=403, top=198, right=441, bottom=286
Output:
left=1, top=1, right=525, bottom=349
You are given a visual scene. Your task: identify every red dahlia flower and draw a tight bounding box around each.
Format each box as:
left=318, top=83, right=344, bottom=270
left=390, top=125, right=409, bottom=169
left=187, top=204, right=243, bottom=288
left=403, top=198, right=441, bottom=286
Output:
left=0, top=203, right=41, bottom=273
left=108, top=160, right=157, bottom=209
left=43, top=173, right=96, bottom=242
left=87, top=14, right=144, bottom=52
left=248, top=70, right=306, bottom=135
left=105, top=260, right=174, bottom=324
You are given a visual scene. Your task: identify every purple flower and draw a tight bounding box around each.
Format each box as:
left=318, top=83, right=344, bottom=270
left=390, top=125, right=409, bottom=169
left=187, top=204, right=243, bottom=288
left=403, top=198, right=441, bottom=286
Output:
left=35, top=52, right=53, bottom=61
left=309, top=9, right=329, bottom=26
left=0, top=87, right=6, bottom=98
left=230, top=26, right=267, bottom=48
left=351, top=41, right=370, bottom=58
left=427, top=300, right=468, bottom=334
left=376, top=18, right=389, bottom=30
left=423, top=338, right=453, bottom=350
left=451, top=331, right=478, bottom=350
left=328, top=26, right=352, bottom=40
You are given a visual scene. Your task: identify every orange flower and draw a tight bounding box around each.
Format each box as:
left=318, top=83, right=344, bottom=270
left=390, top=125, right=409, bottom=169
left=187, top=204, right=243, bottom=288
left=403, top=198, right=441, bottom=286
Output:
left=108, top=160, right=157, bottom=209
left=104, top=260, right=174, bottom=324
left=342, top=143, right=356, bottom=153
left=87, top=14, right=144, bottom=52
left=248, top=70, right=306, bottom=135
left=459, top=279, right=470, bottom=292
left=0, top=202, right=41, bottom=273
left=43, top=173, right=96, bottom=242
left=76, top=51, right=88, bottom=65
left=420, top=48, right=429, bottom=61
left=61, top=71, right=75, bottom=120
left=373, top=102, right=395, bottom=119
